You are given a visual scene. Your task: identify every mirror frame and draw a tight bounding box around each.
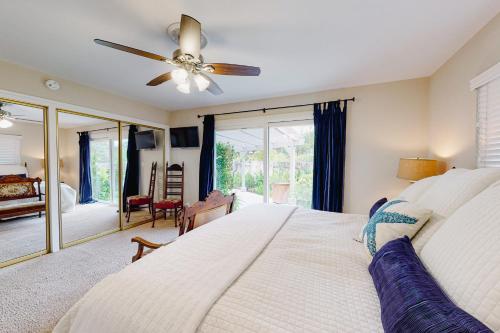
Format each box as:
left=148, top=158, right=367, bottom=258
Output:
left=0, top=97, right=50, bottom=268
left=56, top=110, right=167, bottom=246
left=56, top=108, right=123, bottom=248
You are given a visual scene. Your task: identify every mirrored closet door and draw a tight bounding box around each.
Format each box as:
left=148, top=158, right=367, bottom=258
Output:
left=57, top=110, right=121, bottom=247
left=0, top=98, right=49, bottom=267
left=121, top=123, right=165, bottom=228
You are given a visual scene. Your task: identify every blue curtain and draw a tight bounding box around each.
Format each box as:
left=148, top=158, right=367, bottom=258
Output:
left=123, top=125, right=140, bottom=210
left=312, top=101, right=347, bottom=212
left=199, top=115, right=215, bottom=201
left=78, top=132, right=94, bottom=204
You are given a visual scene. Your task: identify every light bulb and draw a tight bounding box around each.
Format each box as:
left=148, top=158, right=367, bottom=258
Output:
left=0, top=119, right=13, bottom=128
left=176, top=81, right=191, bottom=94
left=171, top=68, right=189, bottom=84
left=193, top=74, right=210, bottom=92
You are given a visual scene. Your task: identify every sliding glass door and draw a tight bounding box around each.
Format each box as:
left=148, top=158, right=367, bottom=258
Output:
left=90, top=138, right=120, bottom=204
left=268, top=122, right=314, bottom=207
left=215, top=128, right=265, bottom=209
left=214, top=121, right=314, bottom=209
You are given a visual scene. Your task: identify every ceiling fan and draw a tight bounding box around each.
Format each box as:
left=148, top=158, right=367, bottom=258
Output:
left=94, top=14, right=261, bottom=95
left=0, top=102, right=25, bottom=128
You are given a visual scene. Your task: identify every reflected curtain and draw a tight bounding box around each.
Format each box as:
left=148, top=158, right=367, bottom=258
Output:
left=78, top=132, right=94, bottom=204
left=122, top=125, right=140, bottom=210
left=312, top=100, right=347, bottom=212
left=199, top=115, right=215, bottom=201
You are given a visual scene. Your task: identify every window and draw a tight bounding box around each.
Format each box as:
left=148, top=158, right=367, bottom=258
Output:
left=269, top=122, right=314, bottom=207
left=214, top=119, right=315, bottom=210
left=0, top=134, right=21, bottom=165
left=215, top=128, right=264, bottom=209
left=473, top=62, right=500, bottom=167
left=90, top=136, right=119, bottom=204
left=476, top=75, right=500, bottom=167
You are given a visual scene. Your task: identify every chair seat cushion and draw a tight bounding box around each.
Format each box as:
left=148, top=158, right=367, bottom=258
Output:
left=155, top=199, right=182, bottom=209
left=128, top=195, right=151, bottom=205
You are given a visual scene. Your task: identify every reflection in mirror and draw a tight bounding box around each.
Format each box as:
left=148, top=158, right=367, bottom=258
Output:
left=121, top=124, right=165, bottom=227
left=58, top=111, right=120, bottom=246
left=0, top=99, right=48, bottom=266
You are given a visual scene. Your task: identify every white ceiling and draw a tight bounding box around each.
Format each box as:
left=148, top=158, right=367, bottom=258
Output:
left=0, top=1, right=499, bottom=111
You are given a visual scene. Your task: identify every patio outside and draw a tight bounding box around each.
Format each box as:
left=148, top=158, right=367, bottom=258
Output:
left=215, top=124, right=314, bottom=209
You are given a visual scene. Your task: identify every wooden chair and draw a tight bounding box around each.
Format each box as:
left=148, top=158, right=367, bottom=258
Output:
left=152, top=162, right=184, bottom=228
left=131, top=190, right=235, bottom=262
left=126, top=161, right=157, bottom=223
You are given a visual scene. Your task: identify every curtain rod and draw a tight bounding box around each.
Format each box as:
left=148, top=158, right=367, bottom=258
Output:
left=77, top=124, right=130, bottom=135
left=196, top=97, right=355, bottom=118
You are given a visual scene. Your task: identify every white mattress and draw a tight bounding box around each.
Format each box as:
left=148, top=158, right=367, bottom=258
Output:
left=198, top=209, right=381, bottom=333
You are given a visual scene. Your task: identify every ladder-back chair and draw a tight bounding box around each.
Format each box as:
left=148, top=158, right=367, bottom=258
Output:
left=152, top=162, right=184, bottom=227
left=126, top=161, right=157, bottom=222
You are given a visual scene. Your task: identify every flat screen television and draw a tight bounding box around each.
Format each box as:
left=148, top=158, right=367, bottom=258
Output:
left=170, top=126, right=199, bottom=148
left=135, top=130, right=156, bottom=149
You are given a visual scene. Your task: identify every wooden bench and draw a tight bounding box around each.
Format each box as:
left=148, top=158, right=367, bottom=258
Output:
left=131, top=190, right=235, bottom=262
left=0, top=175, right=45, bottom=220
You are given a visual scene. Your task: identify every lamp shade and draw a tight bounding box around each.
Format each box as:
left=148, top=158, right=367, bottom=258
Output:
left=397, top=158, right=439, bottom=181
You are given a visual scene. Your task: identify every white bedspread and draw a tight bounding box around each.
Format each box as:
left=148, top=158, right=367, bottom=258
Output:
left=199, top=208, right=382, bottom=333
left=54, top=204, right=297, bottom=333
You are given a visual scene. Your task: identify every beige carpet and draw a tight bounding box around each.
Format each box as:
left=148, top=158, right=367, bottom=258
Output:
left=0, top=219, right=178, bottom=333
left=0, top=202, right=148, bottom=263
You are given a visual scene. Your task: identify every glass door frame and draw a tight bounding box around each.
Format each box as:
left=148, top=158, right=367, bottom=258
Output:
left=0, top=97, right=50, bottom=268
left=214, top=113, right=313, bottom=206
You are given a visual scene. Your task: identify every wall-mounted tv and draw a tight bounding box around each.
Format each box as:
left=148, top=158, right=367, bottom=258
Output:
left=170, top=126, right=199, bottom=148
left=135, top=130, right=156, bottom=150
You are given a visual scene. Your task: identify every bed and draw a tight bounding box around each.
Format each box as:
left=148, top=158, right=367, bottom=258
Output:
left=54, top=168, right=500, bottom=332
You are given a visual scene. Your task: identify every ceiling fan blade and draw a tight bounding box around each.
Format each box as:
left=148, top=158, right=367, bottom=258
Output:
left=179, top=14, right=201, bottom=59
left=146, top=72, right=172, bottom=86
left=208, top=63, right=260, bottom=76
left=94, top=39, right=168, bottom=62
left=199, top=74, right=223, bottom=95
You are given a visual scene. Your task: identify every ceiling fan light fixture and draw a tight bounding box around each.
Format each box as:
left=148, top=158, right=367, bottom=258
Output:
left=176, top=81, right=191, bottom=94
left=194, top=74, right=210, bottom=92
left=172, top=68, right=189, bottom=84
left=0, top=118, right=13, bottom=128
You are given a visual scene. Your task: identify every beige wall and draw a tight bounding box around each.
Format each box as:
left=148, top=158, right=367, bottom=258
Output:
left=0, top=59, right=168, bottom=125
left=169, top=78, right=429, bottom=213
left=428, top=13, right=500, bottom=168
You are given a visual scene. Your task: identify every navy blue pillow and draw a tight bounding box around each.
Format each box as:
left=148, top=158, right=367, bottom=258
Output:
left=368, top=236, right=492, bottom=333
left=369, top=197, right=387, bottom=218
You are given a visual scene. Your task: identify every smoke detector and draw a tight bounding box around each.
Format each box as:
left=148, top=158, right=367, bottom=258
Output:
left=45, top=79, right=60, bottom=91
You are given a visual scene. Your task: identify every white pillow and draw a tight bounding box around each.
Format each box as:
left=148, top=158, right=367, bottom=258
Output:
left=362, top=200, right=432, bottom=256
left=412, top=168, right=500, bottom=252
left=396, top=175, right=439, bottom=202
left=420, top=181, right=500, bottom=331
left=416, top=168, right=500, bottom=217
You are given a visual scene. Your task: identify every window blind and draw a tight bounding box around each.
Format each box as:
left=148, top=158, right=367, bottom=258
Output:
left=477, top=76, right=500, bottom=167
left=0, top=134, right=22, bottom=165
